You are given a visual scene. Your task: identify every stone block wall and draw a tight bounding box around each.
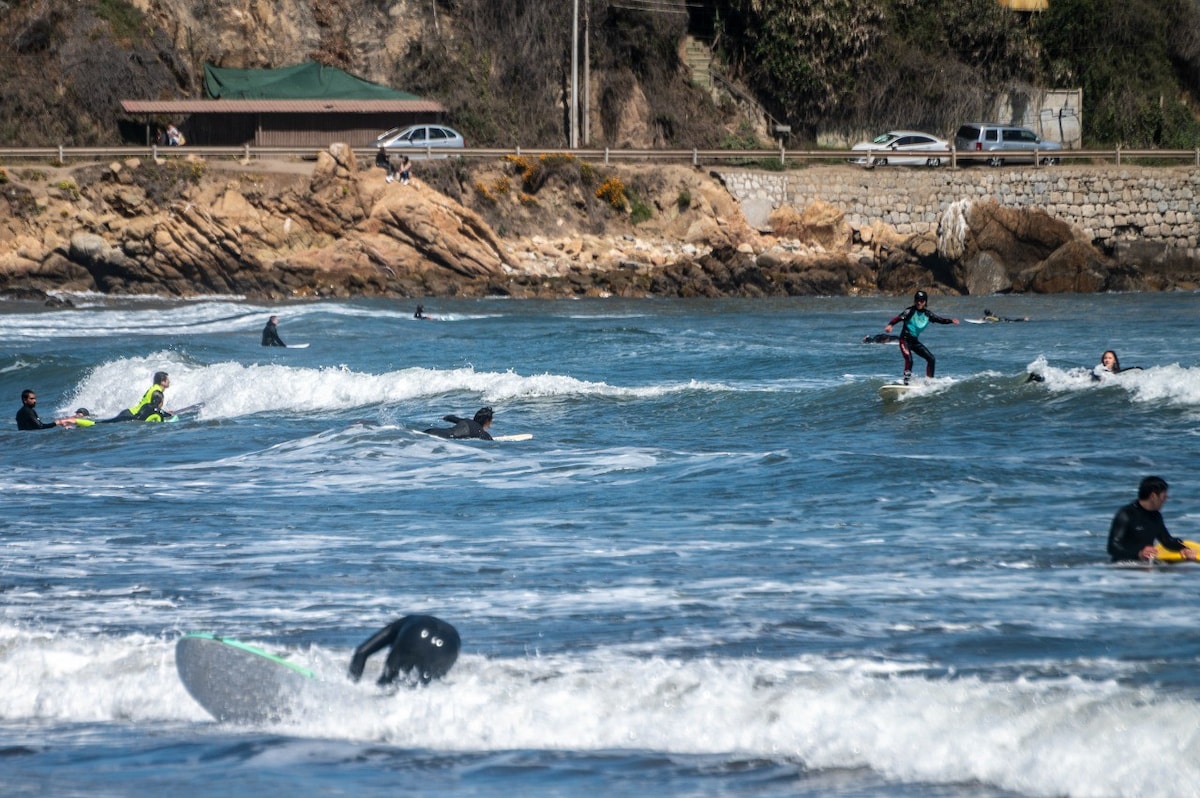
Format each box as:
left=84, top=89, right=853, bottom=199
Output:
left=719, top=166, right=1200, bottom=257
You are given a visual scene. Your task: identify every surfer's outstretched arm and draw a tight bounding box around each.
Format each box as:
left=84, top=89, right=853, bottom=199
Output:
left=348, top=620, right=402, bottom=681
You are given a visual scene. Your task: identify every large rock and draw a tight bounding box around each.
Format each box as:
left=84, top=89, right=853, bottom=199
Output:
left=951, top=199, right=1113, bottom=294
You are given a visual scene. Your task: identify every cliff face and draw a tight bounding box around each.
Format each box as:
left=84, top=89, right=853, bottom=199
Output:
left=3, top=146, right=1185, bottom=304
left=135, top=0, right=421, bottom=85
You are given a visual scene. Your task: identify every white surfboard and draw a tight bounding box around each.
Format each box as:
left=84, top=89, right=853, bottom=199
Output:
left=492, top=433, right=533, bottom=442
left=176, top=633, right=316, bottom=723
left=286, top=342, right=310, bottom=349
left=879, top=383, right=913, bottom=400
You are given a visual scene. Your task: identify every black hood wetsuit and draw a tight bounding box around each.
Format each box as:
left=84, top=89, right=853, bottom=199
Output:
left=262, top=321, right=286, bottom=347
left=424, top=415, right=493, bottom=440
left=348, top=615, right=461, bottom=686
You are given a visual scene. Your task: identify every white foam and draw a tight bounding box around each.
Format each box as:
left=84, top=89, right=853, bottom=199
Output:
left=2, top=626, right=1197, bottom=797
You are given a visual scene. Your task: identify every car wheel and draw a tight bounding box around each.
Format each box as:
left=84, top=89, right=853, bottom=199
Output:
left=876, top=157, right=888, bottom=167
left=987, top=156, right=1003, bottom=167
left=1040, top=156, right=1060, bottom=166
left=925, top=157, right=942, bottom=167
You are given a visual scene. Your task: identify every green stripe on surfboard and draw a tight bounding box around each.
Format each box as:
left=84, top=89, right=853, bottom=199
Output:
left=182, top=632, right=315, bottom=679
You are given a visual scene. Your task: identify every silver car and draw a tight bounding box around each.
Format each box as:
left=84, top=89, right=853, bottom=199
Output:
left=373, top=124, right=466, bottom=157
left=953, top=123, right=1062, bottom=166
left=849, top=130, right=950, bottom=167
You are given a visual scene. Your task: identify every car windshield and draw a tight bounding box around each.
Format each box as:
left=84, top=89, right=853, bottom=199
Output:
left=377, top=127, right=405, bottom=141
left=872, top=134, right=897, bottom=145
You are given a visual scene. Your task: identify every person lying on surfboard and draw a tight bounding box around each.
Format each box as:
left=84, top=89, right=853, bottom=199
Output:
left=424, top=406, right=494, bottom=440
left=1107, top=476, right=1197, bottom=562
left=883, top=290, right=959, bottom=384
left=981, top=308, right=1029, bottom=322
left=98, top=371, right=174, bottom=423
left=348, top=615, right=461, bottom=686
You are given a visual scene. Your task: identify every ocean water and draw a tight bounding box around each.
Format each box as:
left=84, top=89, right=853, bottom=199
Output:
left=3, top=292, right=1200, bottom=798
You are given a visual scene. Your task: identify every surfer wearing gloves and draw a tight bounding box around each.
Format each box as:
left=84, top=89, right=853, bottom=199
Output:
left=424, top=406, right=494, bottom=440
left=349, top=615, right=461, bottom=686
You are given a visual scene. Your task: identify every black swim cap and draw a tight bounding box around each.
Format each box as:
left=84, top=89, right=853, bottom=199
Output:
left=474, top=406, right=494, bottom=424
left=75, top=408, right=90, bottom=417
left=914, top=290, right=928, bottom=303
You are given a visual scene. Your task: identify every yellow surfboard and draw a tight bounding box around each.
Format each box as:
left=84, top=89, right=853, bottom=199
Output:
left=1153, top=540, right=1200, bottom=563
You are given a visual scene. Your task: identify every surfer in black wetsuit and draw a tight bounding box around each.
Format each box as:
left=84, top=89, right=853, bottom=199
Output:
left=1107, top=476, right=1196, bottom=562
left=262, top=315, right=286, bottom=347
left=15, top=389, right=75, bottom=430
left=982, top=309, right=1029, bottom=322
left=424, top=406, right=494, bottom=440
left=349, top=615, right=461, bottom=686
left=862, top=333, right=899, bottom=344
left=414, top=304, right=428, bottom=320
left=883, top=290, right=959, bottom=384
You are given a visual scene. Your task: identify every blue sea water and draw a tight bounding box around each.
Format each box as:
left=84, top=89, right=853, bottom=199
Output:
left=3, top=292, right=1200, bottom=798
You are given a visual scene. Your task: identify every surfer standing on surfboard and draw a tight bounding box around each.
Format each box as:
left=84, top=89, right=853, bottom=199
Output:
left=1107, top=476, right=1196, bottom=562
left=883, top=290, right=959, bottom=384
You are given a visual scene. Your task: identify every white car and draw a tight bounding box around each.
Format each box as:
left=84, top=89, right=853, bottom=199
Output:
left=372, top=124, right=465, bottom=157
left=849, top=130, right=949, bottom=167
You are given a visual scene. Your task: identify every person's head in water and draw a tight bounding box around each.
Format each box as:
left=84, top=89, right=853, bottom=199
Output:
left=473, top=406, right=493, bottom=427
left=1100, top=350, right=1120, bottom=372
left=153, top=371, right=170, bottom=387
left=74, top=408, right=90, bottom=418
left=914, top=290, right=928, bottom=306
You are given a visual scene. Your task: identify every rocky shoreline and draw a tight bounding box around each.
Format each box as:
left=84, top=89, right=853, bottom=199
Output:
left=1, top=144, right=1195, bottom=305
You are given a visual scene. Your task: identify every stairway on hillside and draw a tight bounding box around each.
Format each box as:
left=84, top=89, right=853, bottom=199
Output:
left=682, top=36, right=712, bottom=89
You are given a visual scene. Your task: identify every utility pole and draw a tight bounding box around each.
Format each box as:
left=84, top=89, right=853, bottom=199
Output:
left=583, top=1, right=590, bottom=145
left=570, top=0, right=580, bottom=149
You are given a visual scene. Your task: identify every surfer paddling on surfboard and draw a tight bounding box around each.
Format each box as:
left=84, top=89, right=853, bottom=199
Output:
left=883, top=290, right=959, bottom=384
left=424, top=406, right=494, bottom=440
left=349, top=615, right=461, bottom=686
left=98, top=371, right=175, bottom=423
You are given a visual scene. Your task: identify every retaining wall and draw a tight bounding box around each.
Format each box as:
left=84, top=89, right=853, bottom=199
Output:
left=719, top=166, right=1200, bottom=257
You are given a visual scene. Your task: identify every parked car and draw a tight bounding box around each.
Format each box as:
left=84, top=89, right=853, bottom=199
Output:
left=848, top=130, right=950, bottom=167
left=953, top=123, right=1062, bottom=166
left=373, top=124, right=466, bottom=156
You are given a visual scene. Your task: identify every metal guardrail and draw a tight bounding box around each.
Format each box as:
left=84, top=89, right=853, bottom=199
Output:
left=0, top=144, right=1198, bottom=168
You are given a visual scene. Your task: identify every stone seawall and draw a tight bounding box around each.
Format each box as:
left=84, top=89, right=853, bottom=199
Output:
left=720, top=166, right=1200, bottom=258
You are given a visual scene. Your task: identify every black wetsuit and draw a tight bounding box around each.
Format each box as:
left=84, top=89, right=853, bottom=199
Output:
left=862, top=333, right=899, bottom=344
left=348, top=615, right=461, bottom=686
left=424, top=415, right=493, bottom=440
left=888, top=305, right=954, bottom=379
left=1107, top=500, right=1187, bottom=562
left=16, top=405, right=56, bottom=430
left=262, top=321, right=286, bottom=347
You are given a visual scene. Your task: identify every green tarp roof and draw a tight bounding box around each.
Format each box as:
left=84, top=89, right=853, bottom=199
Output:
left=203, top=62, right=420, bottom=101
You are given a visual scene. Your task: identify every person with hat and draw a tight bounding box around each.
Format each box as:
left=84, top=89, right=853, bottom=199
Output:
left=423, top=406, right=494, bottom=440
left=883, top=290, right=959, bottom=384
